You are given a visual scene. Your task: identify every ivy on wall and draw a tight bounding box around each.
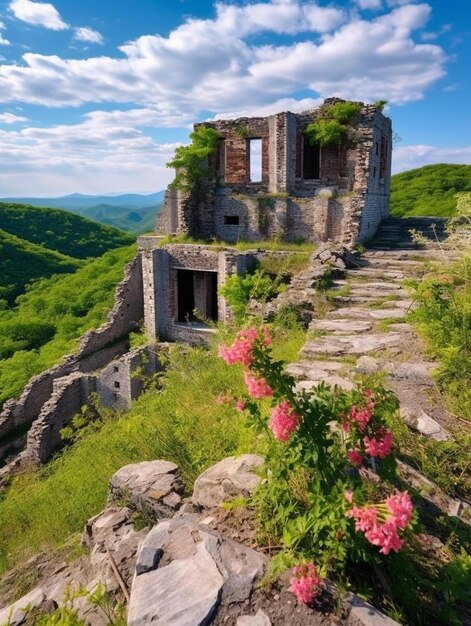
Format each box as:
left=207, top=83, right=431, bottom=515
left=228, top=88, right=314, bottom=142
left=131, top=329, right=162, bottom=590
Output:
left=166, top=126, right=220, bottom=194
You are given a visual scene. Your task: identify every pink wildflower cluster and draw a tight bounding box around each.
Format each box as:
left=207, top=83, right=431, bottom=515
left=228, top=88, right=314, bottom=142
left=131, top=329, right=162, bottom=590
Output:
left=218, top=326, right=271, bottom=368
left=348, top=400, right=374, bottom=431
left=269, top=401, right=300, bottom=442
left=289, top=562, right=324, bottom=604
left=244, top=372, right=273, bottom=399
left=347, top=448, right=363, bottom=467
left=363, top=427, right=394, bottom=459
left=347, top=490, right=413, bottom=555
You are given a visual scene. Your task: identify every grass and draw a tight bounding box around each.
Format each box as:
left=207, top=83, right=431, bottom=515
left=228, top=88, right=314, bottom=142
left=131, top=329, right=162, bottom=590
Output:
left=367, top=294, right=402, bottom=308
left=0, top=322, right=305, bottom=576
left=156, top=233, right=315, bottom=254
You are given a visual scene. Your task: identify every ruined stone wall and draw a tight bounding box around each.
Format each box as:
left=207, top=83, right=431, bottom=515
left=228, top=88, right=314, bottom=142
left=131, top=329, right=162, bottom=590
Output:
left=0, top=254, right=144, bottom=468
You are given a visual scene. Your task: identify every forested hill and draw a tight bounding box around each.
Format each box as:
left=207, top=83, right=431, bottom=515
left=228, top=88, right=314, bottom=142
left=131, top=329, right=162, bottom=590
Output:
left=0, top=203, right=134, bottom=306
left=0, top=202, right=133, bottom=258
left=390, top=163, right=471, bottom=217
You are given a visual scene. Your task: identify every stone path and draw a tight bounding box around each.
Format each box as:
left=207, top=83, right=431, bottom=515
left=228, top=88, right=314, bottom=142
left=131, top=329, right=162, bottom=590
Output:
left=288, top=218, right=470, bottom=526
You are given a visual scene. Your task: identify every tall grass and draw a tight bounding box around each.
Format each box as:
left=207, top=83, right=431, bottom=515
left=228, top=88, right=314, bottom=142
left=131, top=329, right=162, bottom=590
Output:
left=0, top=324, right=305, bottom=575
left=410, top=254, right=471, bottom=421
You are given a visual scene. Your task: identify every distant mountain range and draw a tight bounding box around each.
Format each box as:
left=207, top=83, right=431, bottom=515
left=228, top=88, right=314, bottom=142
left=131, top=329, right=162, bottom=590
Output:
left=0, top=191, right=165, bottom=234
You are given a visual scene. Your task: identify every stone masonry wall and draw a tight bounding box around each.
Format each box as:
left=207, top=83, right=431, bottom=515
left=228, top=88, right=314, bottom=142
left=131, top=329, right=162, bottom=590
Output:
left=0, top=254, right=144, bottom=468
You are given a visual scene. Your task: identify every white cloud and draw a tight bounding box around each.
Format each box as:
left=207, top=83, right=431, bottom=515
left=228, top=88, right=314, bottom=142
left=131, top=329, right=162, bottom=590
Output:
left=0, top=21, right=10, bottom=45
left=0, top=114, right=177, bottom=195
left=213, top=96, right=324, bottom=119
left=73, top=27, right=104, bottom=45
left=0, top=111, right=29, bottom=123
left=356, top=0, right=383, bottom=10
left=9, top=0, right=68, bottom=30
left=393, top=144, right=471, bottom=173
left=0, top=1, right=446, bottom=112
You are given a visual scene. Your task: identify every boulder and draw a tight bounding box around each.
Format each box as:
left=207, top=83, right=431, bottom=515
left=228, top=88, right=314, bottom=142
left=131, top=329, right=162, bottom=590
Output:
left=0, top=588, right=45, bottom=626
left=192, top=455, right=264, bottom=509
left=128, top=518, right=267, bottom=626
left=237, top=609, right=272, bottom=626
left=109, top=460, right=184, bottom=518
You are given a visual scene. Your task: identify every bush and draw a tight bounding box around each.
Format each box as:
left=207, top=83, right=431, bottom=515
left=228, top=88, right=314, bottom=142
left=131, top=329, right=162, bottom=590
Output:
left=220, top=269, right=284, bottom=322
left=166, top=126, right=220, bottom=193
left=305, top=101, right=361, bottom=147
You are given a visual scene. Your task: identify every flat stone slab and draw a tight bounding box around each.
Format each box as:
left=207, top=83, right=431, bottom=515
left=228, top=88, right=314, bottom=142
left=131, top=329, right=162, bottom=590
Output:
left=301, top=333, right=402, bottom=357
left=400, top=406, right=451, bottom=440
left=356, top=357, right=435, bottom=385
left=346, top=592, right=401, bottom=626
left=309, top=319, right=372, bottom=333
left=0, top=588, right=45, bottom=626
left=237, top=609, right=272, bottom=626
left=286, top=360, right=345, bottom=378
left=347, top=288, right=408, bottom=298
left=328, top=308, right=407, bottom=320
left=192, top=454, right=264, bottom=509
left=129, top=518, right=267, bottom=626
left=295, top=375, right=355, bottom=392
left=109, top=460, right=184, bottom=518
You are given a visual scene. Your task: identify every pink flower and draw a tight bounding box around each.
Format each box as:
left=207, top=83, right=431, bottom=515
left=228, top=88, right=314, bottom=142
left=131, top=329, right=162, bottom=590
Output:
left=235, top=399, right=246, bottom=412
left=344, top=490, right=354, bottom=503
left=269, top=401, right=300, bottom=442
left=218, top=326, right=270, bottom=368
left=363, top=427, right=394, bottom=459
left=347, top=448, right=363, bottom=467
left=289, top=562, right=324, bottom=604
left=348, top=403, right=374, bottom=431
left=347, top=490, right=413, bottom=555
left=385, top=491, right=413, bottom=529
left=244, top=372, right=273, bottom=398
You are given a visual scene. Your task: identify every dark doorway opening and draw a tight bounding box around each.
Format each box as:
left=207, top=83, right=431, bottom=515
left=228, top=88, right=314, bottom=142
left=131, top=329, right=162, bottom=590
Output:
left=177, top=270, right=218, bottom=323
left=303, top=139, right=320, bottom=179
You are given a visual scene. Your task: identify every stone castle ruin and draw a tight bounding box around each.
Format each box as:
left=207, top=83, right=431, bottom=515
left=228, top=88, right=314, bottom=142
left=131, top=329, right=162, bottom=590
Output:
left=0, top=97, right=392, bottom=476
left=140, top=97, right=392, bottom=342
left=156, top=97, right=392, bottom=245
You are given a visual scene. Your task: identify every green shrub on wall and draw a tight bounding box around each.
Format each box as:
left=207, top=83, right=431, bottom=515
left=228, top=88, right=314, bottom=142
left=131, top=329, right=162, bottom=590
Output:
left=305, top=100, right=361, bottom=147
left=166, top=126, right=220, bottom=194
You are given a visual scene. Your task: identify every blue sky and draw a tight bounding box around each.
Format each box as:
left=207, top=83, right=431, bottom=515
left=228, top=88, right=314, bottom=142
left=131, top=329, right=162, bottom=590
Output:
left=0, top=0, right=469, bottom=195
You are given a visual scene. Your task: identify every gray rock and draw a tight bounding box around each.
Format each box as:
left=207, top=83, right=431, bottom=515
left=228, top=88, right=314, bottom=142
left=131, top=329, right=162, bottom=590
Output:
left=128, top=518, right=267, bottom=626
left=295, top=375, right=355, bottom=392
left=309, top=319, right=372, bottom=333
left=346, top=592, right=402, bottom=625
left=301, top=333, right=402, bottom=358
left=355, top=355, right=381, bottom=374
left=0, top=588, right=45, bottom=626
left=237, top=609, right=272, bottom=626
left=328, top=307, right=406, bottom=320
left=109, top=460, right=183, bottom=518
left=192, top=455, right=264, bottom=509
left=400, top=407, right=451, bottom=440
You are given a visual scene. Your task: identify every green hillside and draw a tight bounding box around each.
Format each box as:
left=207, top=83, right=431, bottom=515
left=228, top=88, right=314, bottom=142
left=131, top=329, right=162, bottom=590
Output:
left=390, top=163, right=471, bottom=217
left=0, top=202, right=133, bottom=258
left=0, top=229, right=82, bottom=306
left=0, top=244, right=136, bottom=406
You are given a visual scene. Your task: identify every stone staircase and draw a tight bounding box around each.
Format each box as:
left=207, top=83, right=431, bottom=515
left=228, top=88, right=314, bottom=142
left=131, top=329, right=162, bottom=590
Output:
left=367, top=216, right=447, bottom=250
left=287, top=218, right=470, bottom=525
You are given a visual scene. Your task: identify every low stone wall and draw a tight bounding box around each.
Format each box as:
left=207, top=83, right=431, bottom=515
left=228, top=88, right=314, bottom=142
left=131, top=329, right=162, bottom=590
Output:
left=0, top=255, right=145, bottom=469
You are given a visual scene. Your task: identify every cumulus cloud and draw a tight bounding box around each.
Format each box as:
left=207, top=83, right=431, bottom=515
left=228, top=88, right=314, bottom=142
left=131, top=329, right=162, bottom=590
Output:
left=0, top=21, right=10, bottom=45
left=356, top=0, right=383, bottom=10
left=0, top=0, right=447, bottom=113
left=0, top=114, right=177, bottom=195
left=393, top=144, right=471, bottom=173
left=0, top=111, right=29, bottom=123
left=9, top=0, right=68, bottom=30
left=73, top=27, right=104, bottom=45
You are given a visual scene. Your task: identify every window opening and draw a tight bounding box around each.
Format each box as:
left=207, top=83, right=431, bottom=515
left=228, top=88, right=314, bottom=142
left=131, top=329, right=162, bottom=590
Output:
left=249, top=139, right=262, bottom=182
left=303, top=138, right=320, bottom=179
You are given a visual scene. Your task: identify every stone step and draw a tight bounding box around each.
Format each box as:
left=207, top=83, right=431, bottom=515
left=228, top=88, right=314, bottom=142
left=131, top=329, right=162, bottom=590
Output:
left=295, top=375, right=355, bottom=393
left=327, top=307, right=407, bottom=320
left=301, top=333, right=403, bottom=357
left=309, top=319, right=373, bottom=334
left=332, top=280, right=403, bottom=290
left=345, top=269, right=405, bottom=280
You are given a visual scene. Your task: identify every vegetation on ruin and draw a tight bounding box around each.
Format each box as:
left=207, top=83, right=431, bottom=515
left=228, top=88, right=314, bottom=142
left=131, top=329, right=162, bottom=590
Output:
left=166, top=126, right=220, bottom=193
left=0, top=244, right=136, bottom=406
left=0, top=203, right=133, bottom=306
left=157, top=232, right=314, bottom=254
left=305, top=100, right=361, bottom=147
left=373, top=99, right=388, bottom=112
left=390, top=164, right=471, bottom=218
left=220, top=270, right=285, bottom=322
